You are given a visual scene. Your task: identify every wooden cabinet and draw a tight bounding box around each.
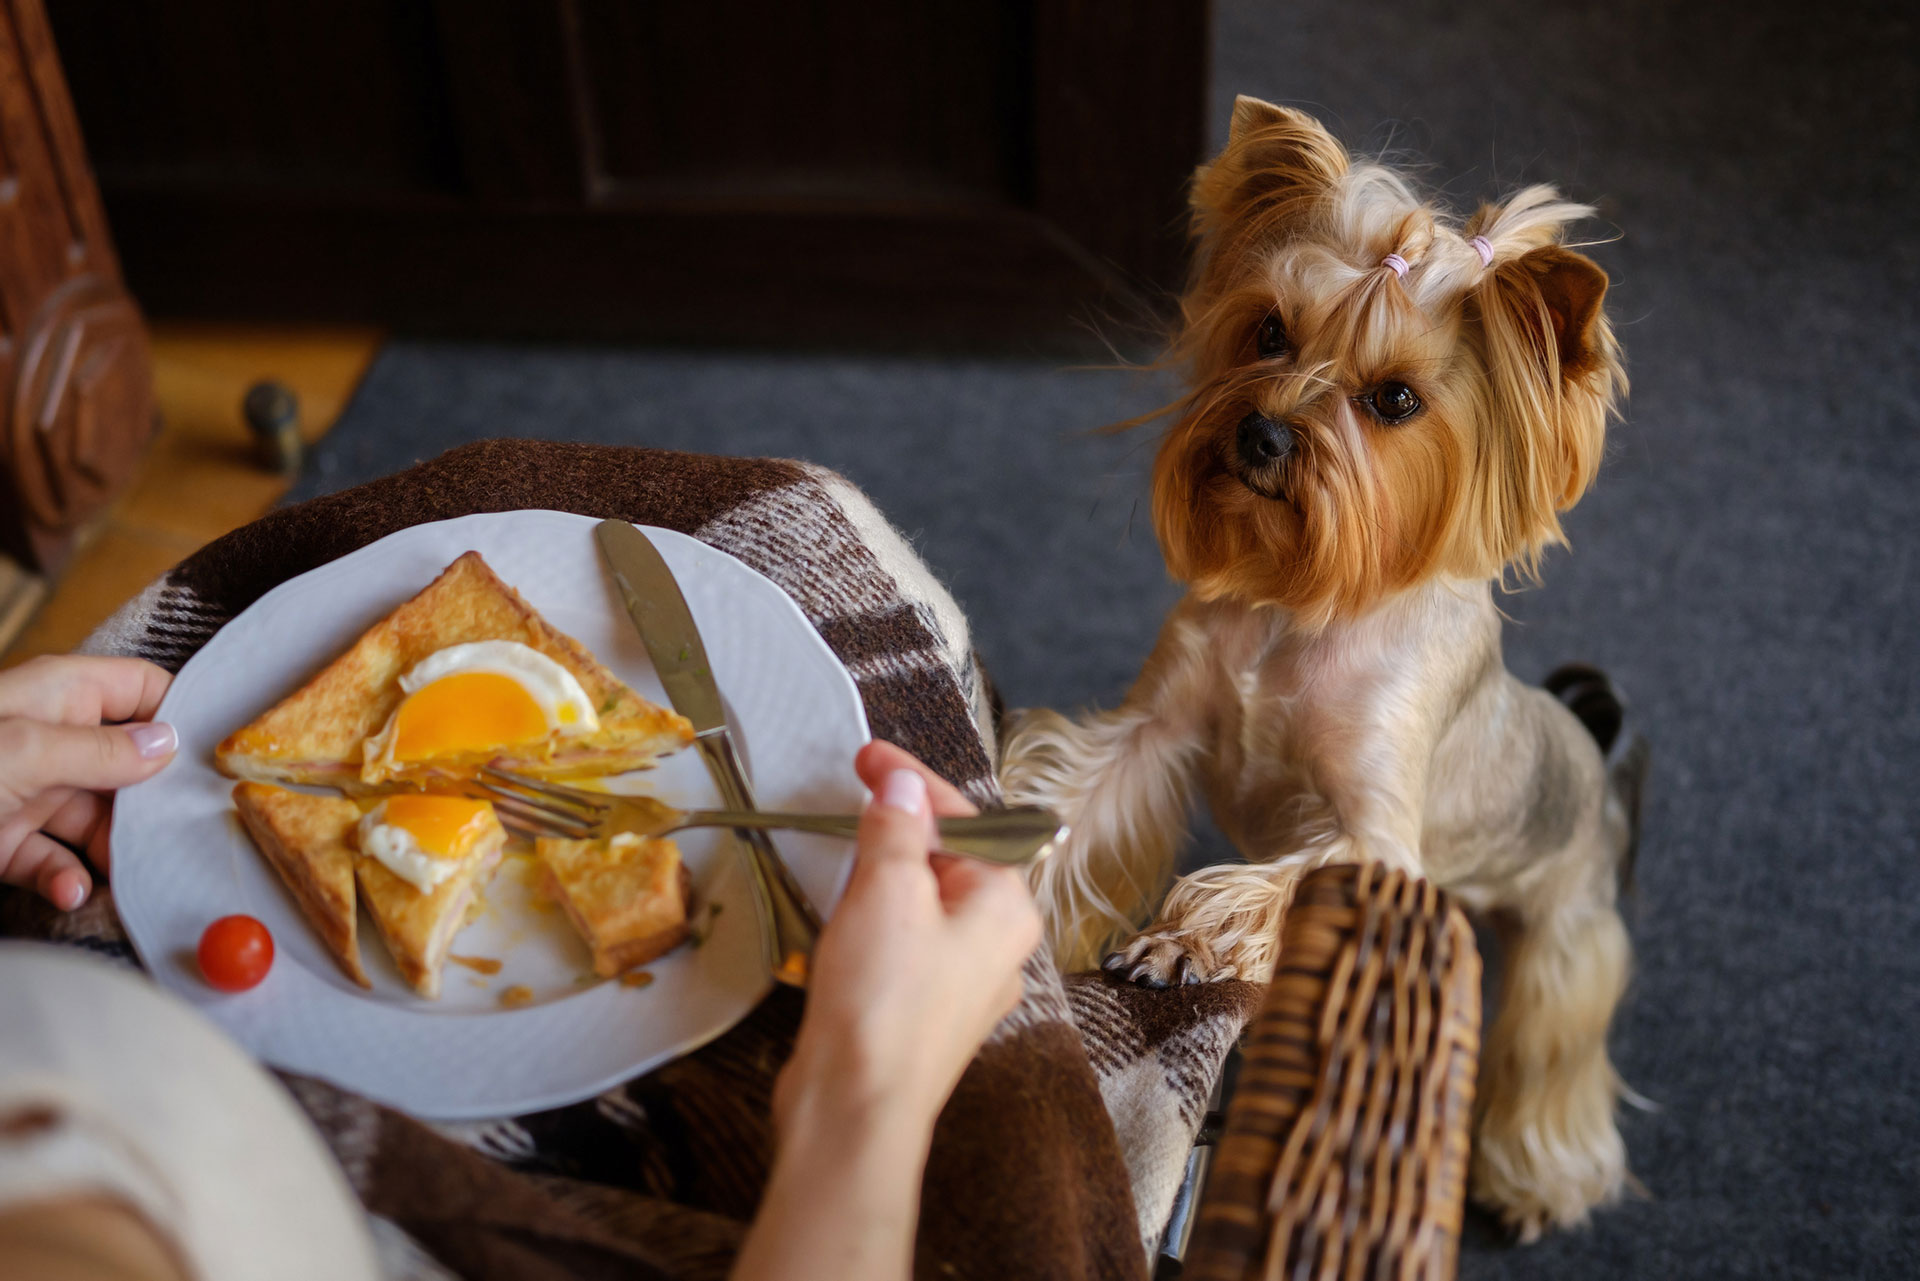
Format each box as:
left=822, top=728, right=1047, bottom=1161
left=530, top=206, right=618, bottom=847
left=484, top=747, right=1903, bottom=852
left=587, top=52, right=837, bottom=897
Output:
left=0, top=0, right=154, bottom=572
left=48, top=0, right=1208, bottom=351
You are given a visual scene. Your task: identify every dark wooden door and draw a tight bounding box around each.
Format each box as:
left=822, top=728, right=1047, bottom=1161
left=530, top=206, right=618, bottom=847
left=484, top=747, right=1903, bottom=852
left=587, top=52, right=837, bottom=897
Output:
left=48, top=1, right=1208, bottom=351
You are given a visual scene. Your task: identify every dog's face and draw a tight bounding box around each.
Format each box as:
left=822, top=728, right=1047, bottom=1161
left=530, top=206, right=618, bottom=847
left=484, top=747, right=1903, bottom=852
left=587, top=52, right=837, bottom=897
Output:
left=1151, top=99, right=1626, bottom=621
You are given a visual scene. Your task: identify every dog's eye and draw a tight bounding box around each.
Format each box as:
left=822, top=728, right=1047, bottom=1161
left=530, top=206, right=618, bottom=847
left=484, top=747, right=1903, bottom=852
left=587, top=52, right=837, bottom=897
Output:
left=1368, top=382, right=1422, bottom=422
left=1256, top=315, right=1289, bottom=359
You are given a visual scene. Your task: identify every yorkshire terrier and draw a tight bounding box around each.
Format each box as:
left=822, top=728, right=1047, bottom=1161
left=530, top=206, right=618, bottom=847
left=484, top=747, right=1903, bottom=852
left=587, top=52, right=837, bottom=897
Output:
left=1000, top=98, right=1640, bottom=1238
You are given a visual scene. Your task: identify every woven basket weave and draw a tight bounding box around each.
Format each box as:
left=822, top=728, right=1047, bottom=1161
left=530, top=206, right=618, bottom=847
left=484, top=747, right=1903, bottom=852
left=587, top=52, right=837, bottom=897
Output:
left=1187, top=863, right=1481, bottom=1281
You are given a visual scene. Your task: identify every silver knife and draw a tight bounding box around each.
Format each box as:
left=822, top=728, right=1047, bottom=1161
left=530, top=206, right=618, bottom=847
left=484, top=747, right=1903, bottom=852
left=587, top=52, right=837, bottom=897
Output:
left=595, top=518, right=822, bottom=988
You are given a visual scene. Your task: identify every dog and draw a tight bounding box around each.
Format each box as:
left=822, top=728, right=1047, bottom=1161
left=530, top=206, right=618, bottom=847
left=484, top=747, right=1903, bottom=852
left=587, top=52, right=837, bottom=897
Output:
left=999, top=97, right=1639, bottom=1238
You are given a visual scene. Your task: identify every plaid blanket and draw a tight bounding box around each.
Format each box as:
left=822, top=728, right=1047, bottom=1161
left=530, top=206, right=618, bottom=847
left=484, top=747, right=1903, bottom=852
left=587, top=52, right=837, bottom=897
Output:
left=4, top=441, right=1259, bottom=1280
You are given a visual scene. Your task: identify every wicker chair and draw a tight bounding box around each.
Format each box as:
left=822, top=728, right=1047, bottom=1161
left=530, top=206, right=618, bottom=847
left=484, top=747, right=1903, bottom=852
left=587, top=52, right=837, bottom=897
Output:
left=1184, top=863, right=1482, bottom=1281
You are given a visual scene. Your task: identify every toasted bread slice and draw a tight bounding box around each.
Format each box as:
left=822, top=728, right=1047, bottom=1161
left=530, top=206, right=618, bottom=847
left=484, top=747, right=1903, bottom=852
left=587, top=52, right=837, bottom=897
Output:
left=231, top=782, right=369, bottom=988
left=355, top=823, right=507, bottom=1000
left=215, top=550, right=694, bottom=789
left=534, top=834, right=692, bottom=977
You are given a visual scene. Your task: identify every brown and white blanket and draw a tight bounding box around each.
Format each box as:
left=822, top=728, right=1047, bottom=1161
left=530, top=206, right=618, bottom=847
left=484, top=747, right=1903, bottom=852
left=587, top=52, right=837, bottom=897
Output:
left=3, top=441, right=1260, bottom=1281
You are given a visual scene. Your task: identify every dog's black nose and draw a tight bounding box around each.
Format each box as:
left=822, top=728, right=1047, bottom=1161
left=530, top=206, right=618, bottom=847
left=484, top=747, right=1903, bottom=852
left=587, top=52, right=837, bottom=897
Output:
left=1236, top=412, right=1296, bottom=469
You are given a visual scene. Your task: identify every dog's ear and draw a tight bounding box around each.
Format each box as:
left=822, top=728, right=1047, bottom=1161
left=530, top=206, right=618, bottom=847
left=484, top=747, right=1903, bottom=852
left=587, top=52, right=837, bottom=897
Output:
left=1191, top=98, right=1348, bottom=246
left=1515, top=245, right=1610, bottom=383
left=1467, top=242, right=1624, bottom=572
left=1226, top=95, right=1304, bottom=146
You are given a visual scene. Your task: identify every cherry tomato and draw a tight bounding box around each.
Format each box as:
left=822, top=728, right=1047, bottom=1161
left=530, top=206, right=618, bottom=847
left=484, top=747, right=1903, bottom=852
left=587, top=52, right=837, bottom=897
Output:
left=198, top=915, right=274, bottom=991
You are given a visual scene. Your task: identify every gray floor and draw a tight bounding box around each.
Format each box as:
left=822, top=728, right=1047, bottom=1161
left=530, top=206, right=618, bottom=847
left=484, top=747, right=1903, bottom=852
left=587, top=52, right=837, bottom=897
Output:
left=291, top=1, right=1917, bottom=1275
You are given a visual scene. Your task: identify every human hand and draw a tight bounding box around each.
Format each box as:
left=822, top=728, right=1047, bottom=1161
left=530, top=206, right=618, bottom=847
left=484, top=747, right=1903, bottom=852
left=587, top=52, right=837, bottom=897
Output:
left=773, top=741, right=1042, bottom=1149
left=0, top=655, right=176, bottom=910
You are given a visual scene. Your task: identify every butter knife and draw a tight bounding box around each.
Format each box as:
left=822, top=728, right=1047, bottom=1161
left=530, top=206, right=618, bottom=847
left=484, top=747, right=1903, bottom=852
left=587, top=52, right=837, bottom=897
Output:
left=595, top=519, right=821, bottom=988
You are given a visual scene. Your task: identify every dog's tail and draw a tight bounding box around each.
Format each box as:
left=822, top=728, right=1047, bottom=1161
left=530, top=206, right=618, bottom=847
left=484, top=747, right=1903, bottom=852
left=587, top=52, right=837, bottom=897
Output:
left=1544, top=663, right=1649, bottom=890
left=999, top=705, right=1198, bottom=970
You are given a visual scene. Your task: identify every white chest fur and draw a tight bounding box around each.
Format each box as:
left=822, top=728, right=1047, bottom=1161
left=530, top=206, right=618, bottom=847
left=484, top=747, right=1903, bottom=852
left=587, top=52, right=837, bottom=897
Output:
left=1185, top=581, right=1499, bottom=867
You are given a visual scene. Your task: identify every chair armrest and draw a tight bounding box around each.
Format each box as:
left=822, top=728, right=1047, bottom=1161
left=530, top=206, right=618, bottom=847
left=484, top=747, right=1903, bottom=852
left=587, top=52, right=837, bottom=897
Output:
left=1187, top=863, right=1481, bottom=1280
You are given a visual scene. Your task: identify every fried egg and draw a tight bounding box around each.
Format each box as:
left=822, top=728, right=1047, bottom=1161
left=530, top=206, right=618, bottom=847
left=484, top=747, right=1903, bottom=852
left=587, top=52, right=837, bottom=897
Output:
left=357, top=795, right=504, bottom=892
left=364, top=641, right=601, bottom=775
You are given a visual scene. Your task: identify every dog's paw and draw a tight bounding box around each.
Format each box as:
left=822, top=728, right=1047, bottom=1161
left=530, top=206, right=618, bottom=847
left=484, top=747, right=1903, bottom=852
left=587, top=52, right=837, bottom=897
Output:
left=1470, top=1112, right=1628, bottom=1243
left=1102, top=930, right=1239, bottom=988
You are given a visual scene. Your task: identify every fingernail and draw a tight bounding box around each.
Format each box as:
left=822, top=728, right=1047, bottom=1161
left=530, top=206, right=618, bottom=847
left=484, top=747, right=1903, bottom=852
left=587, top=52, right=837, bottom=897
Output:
left=127, top=722, right=177, bottom=759
left=59, top=877, right=84, bottom=910
left=879, top=769, right=926, bottom=817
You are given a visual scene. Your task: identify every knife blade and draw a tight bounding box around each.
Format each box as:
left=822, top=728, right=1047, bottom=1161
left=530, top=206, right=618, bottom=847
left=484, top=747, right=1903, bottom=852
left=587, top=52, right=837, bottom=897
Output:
left=595, top=519, right=821, bottom=987
left=597, top=521, right=727, bottom=736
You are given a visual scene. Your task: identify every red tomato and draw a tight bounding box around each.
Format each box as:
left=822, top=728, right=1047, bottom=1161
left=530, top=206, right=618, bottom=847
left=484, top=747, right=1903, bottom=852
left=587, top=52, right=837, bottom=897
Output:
left=198, top=915, right=274, bottom=992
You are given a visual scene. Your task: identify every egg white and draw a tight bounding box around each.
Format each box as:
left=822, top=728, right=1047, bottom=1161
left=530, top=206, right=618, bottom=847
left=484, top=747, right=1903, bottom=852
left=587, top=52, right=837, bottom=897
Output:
left=358, top=801, right=468, bottom=893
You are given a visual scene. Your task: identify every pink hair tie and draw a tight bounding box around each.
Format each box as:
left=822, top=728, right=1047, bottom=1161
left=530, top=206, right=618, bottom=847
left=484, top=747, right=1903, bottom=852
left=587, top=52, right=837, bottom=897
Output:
left=1382, top=253, right=1409, bottom=279
left=1470, top=235, right=1494, bottom=267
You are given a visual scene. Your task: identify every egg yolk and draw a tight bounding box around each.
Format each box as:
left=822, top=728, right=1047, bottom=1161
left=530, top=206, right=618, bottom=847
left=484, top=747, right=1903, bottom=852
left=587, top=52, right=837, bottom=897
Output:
left=390, top=672, right=550, bottom=762
left=380, top=795, right=498, bottom=859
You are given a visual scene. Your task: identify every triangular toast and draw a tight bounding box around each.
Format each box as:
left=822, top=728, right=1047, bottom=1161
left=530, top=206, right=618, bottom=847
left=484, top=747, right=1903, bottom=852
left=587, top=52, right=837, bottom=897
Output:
left=534, top=834, right=692, bottom=977
left=232, top=782, right=368, bottom=988
left=215, top=551, right=693, bottom=789
left=355, top=830, right=505, bottom=1000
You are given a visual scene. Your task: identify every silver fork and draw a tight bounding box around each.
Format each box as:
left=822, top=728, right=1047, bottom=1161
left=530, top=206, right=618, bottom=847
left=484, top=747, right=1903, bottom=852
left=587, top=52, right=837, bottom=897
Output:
left=475, top=766, right=1067, bottom=867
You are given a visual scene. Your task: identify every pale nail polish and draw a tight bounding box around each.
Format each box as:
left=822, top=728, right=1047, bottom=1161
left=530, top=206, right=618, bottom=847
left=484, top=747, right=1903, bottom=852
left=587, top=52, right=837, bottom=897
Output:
left=127, top=722, right=177, bottom=759
left=880, top=769, right=926, bottom=816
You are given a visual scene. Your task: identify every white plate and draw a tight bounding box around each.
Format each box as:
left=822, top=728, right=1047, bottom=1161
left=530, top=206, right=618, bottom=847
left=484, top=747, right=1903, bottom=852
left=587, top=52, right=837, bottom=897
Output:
left=112, top=511, right=869, bottom=1120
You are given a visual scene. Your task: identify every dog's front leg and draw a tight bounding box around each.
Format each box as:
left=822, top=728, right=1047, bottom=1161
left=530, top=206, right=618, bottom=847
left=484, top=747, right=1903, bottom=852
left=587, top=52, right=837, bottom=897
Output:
left=1104, top=748, right=1430, bottom=987
left=1471, top=845, right=1633, bottom=1239
left=999, top=604, right=1217, bottom=971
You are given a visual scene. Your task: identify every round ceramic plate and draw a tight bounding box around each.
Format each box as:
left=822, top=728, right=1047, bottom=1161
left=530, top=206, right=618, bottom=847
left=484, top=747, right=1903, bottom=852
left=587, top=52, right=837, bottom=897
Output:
left=112, top=511, right=868, bottom=1120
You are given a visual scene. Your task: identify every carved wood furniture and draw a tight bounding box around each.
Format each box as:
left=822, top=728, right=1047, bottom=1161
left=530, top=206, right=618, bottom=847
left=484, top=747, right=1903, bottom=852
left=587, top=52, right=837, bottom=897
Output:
left=0, top=0, right=154, bottom=573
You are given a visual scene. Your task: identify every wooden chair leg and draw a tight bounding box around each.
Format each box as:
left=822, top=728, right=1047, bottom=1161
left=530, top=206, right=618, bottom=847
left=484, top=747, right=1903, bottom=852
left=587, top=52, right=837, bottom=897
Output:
left=1187, top=863, right=1481, bottom=1281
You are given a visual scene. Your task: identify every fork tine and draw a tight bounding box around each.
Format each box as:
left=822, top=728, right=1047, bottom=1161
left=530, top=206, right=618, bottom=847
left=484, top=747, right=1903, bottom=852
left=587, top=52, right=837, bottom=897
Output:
left=478, top=765, right=610, bottom=816
left=474, top=780, right=595, bottom=830
left=480, top=790, right=597, bottom=839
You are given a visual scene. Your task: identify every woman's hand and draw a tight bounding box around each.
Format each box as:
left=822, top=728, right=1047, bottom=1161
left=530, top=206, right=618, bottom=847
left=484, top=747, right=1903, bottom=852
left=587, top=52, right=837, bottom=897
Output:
left=0, top=656, right=177, bottom=910
left=774, top=741, right=1042, bottom=1144
left=735, top=741, right=1042, bottom=1281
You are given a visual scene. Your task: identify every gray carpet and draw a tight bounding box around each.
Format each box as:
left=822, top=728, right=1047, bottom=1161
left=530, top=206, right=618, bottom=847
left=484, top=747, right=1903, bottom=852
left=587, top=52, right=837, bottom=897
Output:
left=290, top=0, right=1917, bottom=1275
